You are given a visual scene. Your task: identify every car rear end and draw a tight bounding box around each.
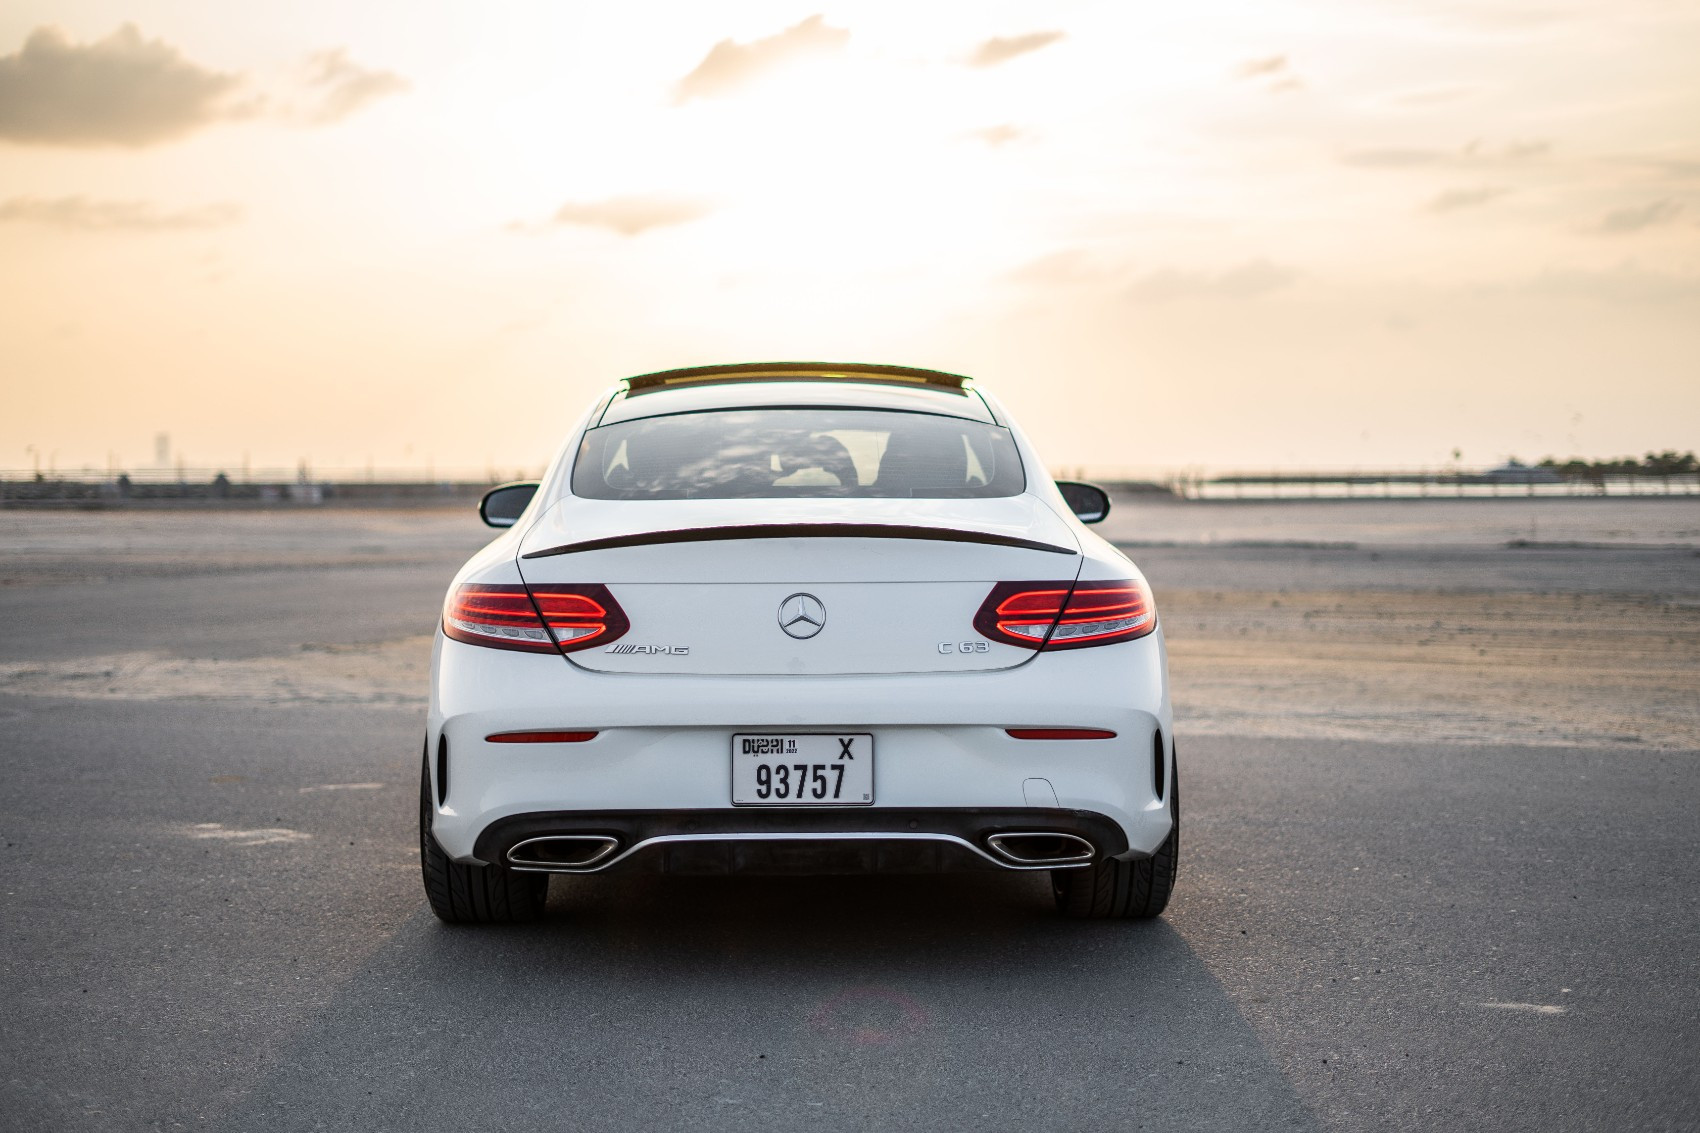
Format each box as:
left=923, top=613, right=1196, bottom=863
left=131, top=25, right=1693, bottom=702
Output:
left=421, top=365, right=1177, bottom=918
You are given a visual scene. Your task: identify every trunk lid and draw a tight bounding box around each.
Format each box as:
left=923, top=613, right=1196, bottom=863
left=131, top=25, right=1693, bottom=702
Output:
left=516, top=496, right=1080, bottom=676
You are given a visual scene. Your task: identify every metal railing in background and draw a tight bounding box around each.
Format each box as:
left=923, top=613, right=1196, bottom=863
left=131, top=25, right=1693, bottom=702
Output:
left=1182, top=471, right=1698, bottom=500
left=1055, top=467, right=1700, bottom=500
left=0, top=466, right=546, bottom=509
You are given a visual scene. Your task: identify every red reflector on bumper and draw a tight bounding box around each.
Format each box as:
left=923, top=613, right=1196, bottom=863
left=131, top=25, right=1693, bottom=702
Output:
left=486, top=731, right=599, bottom=744
left=1005, top=728, right=1118, bottom=740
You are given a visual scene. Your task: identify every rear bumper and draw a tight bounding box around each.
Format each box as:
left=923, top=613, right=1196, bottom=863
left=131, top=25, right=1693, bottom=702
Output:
left=426, top=630, right=1174, bottom=865
left=472, top=807, right=1132, bottom=875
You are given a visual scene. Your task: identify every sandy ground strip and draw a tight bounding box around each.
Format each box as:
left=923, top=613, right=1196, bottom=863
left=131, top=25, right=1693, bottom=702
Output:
left=0, top=637, right=434, bottom=706
left=1164, top=588, right=1700, bottom=749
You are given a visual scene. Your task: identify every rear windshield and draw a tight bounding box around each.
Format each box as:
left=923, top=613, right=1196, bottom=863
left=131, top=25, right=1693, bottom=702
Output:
left=571, top=408, right=1025, bottom=500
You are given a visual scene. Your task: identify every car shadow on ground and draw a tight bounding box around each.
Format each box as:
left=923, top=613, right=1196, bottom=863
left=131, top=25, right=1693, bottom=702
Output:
left=221, top=870, right=1319, bottom=1132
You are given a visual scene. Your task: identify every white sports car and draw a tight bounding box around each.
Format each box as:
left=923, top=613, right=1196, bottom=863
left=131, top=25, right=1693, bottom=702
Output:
left=421, top=362, right=1177, bottom=922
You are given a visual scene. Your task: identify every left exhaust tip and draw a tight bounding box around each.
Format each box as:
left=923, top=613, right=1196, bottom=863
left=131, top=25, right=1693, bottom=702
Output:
left=507, top=834, right=621, bottom=871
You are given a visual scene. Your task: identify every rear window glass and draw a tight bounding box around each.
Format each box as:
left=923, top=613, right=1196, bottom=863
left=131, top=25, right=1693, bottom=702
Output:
left=571, top=408, right=1025, bottom=500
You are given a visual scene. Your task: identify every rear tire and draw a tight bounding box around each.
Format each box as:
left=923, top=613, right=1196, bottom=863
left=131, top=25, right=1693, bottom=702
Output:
left=419, top=753, right=548, bottom=924
left=1053, top=763, right=1179, bottom=920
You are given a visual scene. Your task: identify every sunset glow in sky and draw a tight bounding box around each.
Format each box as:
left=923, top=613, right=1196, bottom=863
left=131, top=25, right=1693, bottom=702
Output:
left=2, top=1, right=1696, bottom=474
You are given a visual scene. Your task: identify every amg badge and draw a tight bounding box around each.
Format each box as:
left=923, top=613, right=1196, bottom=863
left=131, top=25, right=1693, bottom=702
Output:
left=605, top=644, right=690, bottom=655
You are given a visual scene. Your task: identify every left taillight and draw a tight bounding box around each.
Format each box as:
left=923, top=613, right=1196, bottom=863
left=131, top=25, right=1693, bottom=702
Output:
left=443, top=583, right=629, bottom=654
left=974, top=579, right=1156, bottom=651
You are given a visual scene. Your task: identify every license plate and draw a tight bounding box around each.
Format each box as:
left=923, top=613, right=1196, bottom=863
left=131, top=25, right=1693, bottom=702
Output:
left=731, top=733, right=873, bottom=806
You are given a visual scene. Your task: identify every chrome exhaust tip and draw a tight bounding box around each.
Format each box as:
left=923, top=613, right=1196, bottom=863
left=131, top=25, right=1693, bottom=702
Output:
left=985, top=831, right=1095, bottom=866
left=507, top=834, right=621, bottom=871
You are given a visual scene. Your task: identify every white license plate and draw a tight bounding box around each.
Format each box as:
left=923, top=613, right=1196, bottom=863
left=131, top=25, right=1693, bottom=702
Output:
left=731, top=733, right=873, bottom=806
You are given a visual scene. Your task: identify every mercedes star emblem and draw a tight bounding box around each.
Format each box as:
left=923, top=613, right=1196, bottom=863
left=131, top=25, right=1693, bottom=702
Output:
left=777, top=592, right=826, bottom=639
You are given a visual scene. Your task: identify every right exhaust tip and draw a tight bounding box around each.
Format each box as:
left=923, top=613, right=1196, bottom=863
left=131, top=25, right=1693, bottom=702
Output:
left=985, top=831, right=1095, bottom=866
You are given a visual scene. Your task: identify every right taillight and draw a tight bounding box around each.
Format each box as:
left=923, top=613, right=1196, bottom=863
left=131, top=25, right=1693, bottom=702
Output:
left=974, top=579, right=1156, bottom=651
left=443, top=583, right=629, bottom=654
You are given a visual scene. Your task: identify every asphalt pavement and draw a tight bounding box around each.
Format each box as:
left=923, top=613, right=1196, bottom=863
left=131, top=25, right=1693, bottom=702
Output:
left=1, top=512, right=1696, bottom=1131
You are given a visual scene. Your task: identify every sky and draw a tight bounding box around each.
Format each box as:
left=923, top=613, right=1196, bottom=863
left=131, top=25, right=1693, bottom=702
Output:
left=1, top=0, right=1696, bottom=477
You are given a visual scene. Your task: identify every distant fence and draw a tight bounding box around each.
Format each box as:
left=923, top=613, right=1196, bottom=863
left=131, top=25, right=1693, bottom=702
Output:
left=1164, top=470, right=1700, bottom=501
left=1063, top=467, right=1700, bottom=500
left=0, top=467, right=542, bottom=509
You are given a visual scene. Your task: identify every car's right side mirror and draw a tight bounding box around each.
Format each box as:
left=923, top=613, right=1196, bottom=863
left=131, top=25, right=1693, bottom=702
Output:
left=480, top=481, right=540, bottom=528
left=1055, top=480, right=1111, bottom=524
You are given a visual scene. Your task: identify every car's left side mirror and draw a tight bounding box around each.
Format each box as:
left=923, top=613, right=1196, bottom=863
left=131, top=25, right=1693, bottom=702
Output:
left=1055, top=480, right=1111, bottom=524
left=480, top=481, right=540, bottom=528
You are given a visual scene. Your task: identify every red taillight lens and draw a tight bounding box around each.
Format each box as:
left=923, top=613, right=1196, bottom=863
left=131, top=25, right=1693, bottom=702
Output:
left=529, top=586, right=630, bottom=651
left=444, top=585, right=555, bottom=652
left=974, top=579, right=1156, bottom=650
left=976, top=582, right=1067, bottom=648
left=1048, top=580, right=1154, bottom=648
left=443, top=584, right=629, bottom=654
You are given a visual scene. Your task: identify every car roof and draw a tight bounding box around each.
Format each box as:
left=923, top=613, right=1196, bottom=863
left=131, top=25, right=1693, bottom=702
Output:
left=597, top=362, right=999, bottom=426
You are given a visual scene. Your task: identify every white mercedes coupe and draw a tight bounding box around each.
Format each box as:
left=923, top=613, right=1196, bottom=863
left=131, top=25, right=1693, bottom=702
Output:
left=421, top=362, right=1177, bottom=923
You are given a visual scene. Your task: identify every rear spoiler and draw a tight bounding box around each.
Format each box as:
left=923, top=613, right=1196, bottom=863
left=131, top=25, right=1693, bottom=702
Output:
left=622, top=361, right=973, bottom=397
left=522, top=523, right=1075, bottom=559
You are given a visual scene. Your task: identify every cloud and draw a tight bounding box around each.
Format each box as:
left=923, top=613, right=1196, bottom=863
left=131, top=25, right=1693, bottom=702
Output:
left=968, top=31, right=1065, bottom=68
left=1502, top=140, right=1549, bottom=160
left=1012, top=251, right=1302, bottom=296
left=0, top=26, right=409, bottom=146
left=1342, top=139, right=1550, bottom=168
left=1621, top=152, right=1700, bottom=183
left=529, top=195, right=712, bottom=237
left=969, top=123, right=1026, bottom=147
left=1232, top=53, right=1303, bottom=94
left=674, top=15, right=849, bottom=103
left=1592, top=199, right=1683, bottom=235
left=1342, top=147, right=1446, bottom=169
left=1234, top=55, right=1288, bottom=79
left=1520, top=264, right=1700, bottom=304
left=0, top=24, right=241, bottom=147
left=1424, top=185, right=1508, bottom=213
left=0, top=195, right=242, bottom=231
left=300, top=50, right=408, bottom=125
left=1128, top=259, right=1299, bottom=302
left=1397, top=2, right=1580, bottom=33
left=1383, top=84, right=1481, bottom=107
